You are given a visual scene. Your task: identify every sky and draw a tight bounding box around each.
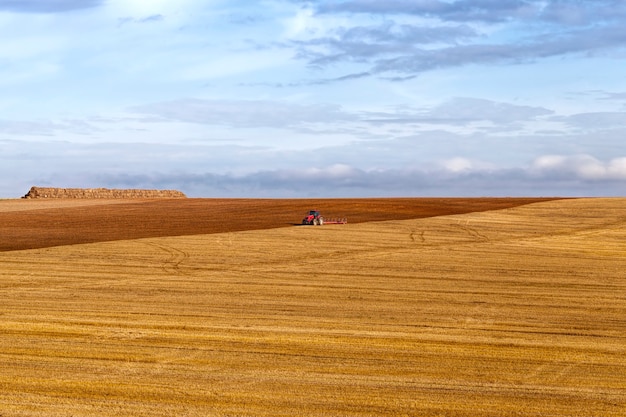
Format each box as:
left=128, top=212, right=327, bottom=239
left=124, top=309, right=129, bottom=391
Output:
left=1, top=0, right=626, bottom=198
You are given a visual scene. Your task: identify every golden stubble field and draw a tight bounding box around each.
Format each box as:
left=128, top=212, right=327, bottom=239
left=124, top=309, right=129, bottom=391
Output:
left=0, top=198, right=625, bottom=416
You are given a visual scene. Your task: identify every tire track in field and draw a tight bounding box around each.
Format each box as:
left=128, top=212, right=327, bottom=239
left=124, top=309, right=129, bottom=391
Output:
left=455, top=220, right=490, bottom=242
left=408, top=221, right=490, bottom=248
left=141, top=241, right=190, bottom=276
left=409, top=229, right=426, bottom=244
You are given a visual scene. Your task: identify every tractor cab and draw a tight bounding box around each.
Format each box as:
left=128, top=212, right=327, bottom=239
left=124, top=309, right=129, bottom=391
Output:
left=302, top=210, right=323, bottom=225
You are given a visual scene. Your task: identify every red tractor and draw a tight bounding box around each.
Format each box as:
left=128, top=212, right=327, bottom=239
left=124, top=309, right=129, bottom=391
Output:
left=302, top=210, right=324, bottom=225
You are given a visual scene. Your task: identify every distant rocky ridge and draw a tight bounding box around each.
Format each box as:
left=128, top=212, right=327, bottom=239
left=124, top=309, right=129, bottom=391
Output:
left=22, top=186, right=187, bottom=199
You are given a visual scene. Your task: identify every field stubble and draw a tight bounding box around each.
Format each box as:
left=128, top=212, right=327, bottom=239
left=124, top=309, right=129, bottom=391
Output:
left=0, top=198, right=624, bottom=416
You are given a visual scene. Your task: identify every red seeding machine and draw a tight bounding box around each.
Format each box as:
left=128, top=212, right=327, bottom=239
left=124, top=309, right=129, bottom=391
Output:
left=301, top=210, right=348, bottom=225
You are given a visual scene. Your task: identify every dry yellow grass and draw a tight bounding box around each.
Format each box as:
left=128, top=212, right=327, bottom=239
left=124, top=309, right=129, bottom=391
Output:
left=0, top=199, right=137, bottom=213
left=0, top=198, right=625, bottom=416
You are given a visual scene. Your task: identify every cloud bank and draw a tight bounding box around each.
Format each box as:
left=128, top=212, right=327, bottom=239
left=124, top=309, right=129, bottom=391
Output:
left=291, top=0, right=626, bottom=77
left=26, top=157, right=626, bottom=198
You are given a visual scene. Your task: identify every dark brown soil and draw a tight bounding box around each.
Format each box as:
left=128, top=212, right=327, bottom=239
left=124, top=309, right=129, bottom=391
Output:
left=0, top=198, right=562, bottom=252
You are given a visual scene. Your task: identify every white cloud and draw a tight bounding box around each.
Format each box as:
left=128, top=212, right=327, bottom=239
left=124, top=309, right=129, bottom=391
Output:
left=608, top=158, right=626, bottom=178
left=532, top=154, right=626, bottom=181
left=562, top=112, right=626, bottom=130
left=442, top=157, right=473, bottom=173
left=283, top=6, right=315, bottom=38
left=299, top=163, right=359, bottom=179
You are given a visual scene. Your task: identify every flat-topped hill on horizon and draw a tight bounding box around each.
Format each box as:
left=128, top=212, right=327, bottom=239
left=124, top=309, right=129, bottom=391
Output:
left=22, top=186, right=186, bottom=199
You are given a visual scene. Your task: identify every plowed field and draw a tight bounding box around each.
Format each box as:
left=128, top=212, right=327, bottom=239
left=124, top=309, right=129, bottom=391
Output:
left=0, top=198, right=554, bottom=251
left=1, top=197, right=625, bottom=417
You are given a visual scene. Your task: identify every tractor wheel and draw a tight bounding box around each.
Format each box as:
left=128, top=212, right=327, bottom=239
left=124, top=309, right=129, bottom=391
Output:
left=319, top=217, right=324, bottom=225
left=313, top=219, right=319, bottom=226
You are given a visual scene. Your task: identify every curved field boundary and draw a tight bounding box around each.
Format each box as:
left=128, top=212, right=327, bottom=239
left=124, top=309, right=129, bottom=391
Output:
left=0, top=197, right=561, bottom=251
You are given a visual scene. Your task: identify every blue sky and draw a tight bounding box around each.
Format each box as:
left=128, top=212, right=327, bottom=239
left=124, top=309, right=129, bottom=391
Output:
left=1, top=0, right=626, bottom=197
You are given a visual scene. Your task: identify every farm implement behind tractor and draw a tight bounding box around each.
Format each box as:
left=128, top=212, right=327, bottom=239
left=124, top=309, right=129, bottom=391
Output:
left=301, top=210, right=348, bottom=225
